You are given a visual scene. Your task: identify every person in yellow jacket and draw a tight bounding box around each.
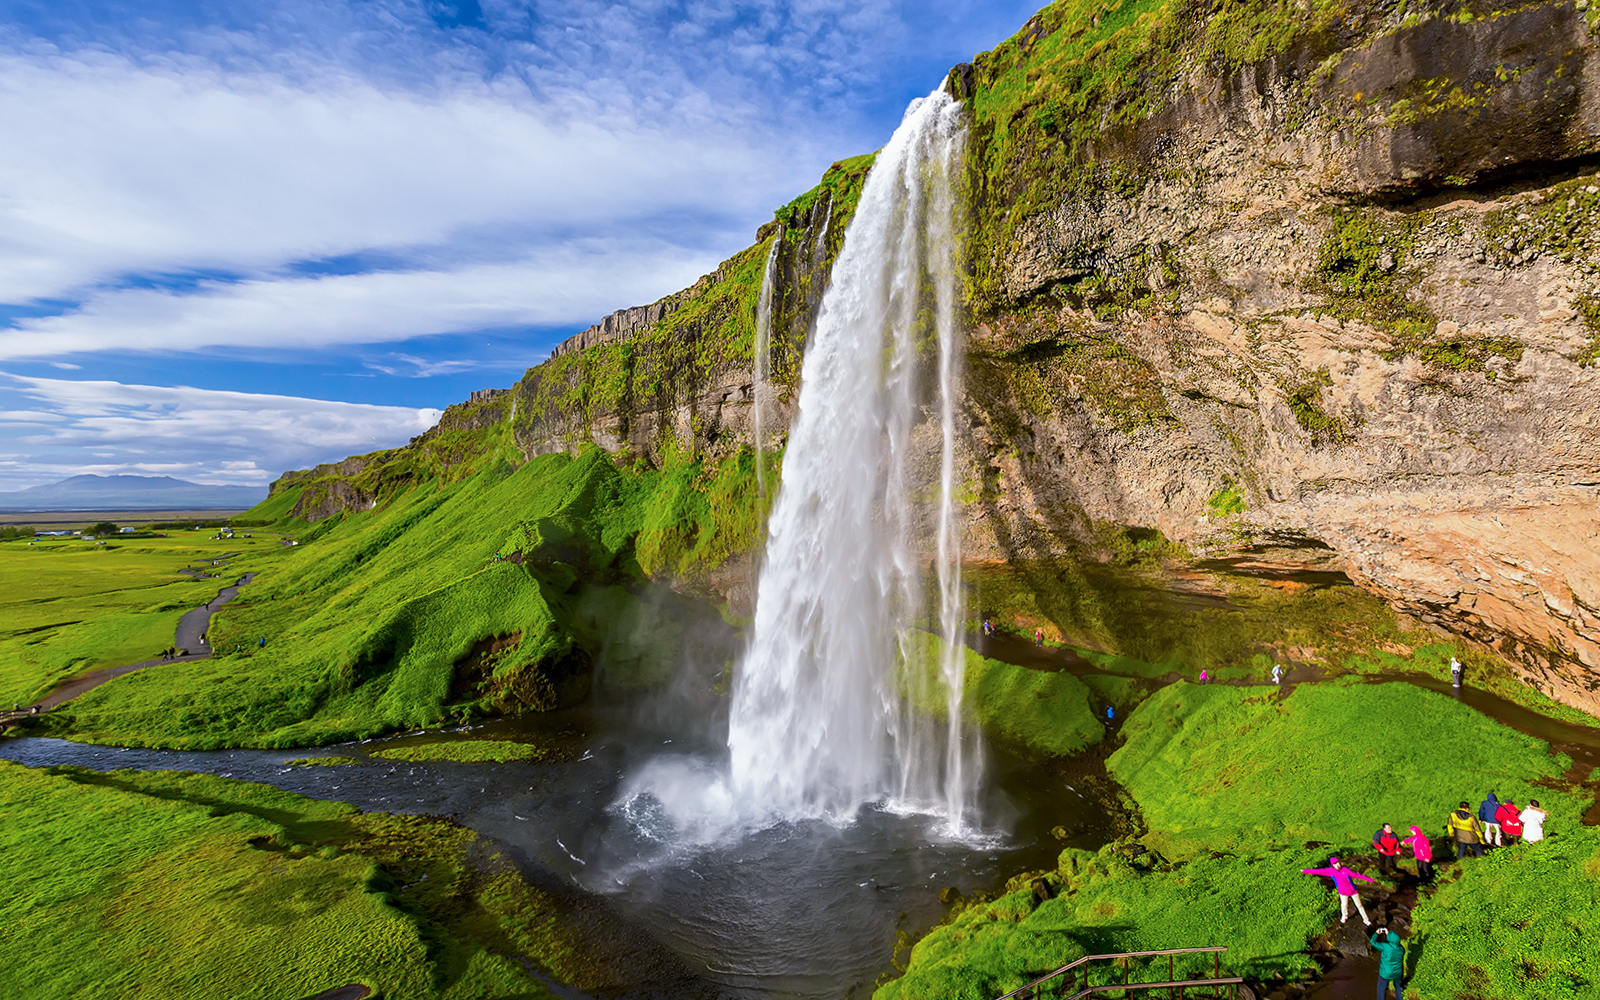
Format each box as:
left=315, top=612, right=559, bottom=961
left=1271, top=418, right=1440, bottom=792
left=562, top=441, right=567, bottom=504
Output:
left=1446, top=801, right=1484, bottom=859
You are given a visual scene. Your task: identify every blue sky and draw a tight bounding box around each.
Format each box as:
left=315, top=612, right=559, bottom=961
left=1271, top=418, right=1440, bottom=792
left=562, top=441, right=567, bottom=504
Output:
left=0, top=0, right=1040, bottom=491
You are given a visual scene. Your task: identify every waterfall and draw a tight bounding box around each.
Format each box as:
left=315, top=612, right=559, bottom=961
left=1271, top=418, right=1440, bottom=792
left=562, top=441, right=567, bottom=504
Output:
left=812, top=192, right=833, bottom=261
left=752, top=228, right=782, bottom=499
left=726, top=86, right=979, bottom=833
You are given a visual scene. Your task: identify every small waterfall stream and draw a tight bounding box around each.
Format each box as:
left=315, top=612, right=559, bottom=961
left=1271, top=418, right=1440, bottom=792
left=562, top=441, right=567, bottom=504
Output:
left=752, top=227, right=782, bottom=499
left=727, top=86, right=980, bottom=834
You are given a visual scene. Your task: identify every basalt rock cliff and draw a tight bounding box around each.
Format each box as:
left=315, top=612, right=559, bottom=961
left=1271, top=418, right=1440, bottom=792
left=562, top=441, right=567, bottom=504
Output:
left=268, top=0, right=1600, bottom=714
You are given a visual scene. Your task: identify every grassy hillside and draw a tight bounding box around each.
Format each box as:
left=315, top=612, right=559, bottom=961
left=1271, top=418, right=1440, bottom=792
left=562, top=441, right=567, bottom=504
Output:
left=0, top=761, right=622, bottom=999
left=39, top=445, right=766, bottom=749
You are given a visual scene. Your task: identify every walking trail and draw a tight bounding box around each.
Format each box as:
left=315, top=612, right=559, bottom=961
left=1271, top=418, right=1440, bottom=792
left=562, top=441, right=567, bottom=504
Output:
left=0, top=569, right=258, bottom=722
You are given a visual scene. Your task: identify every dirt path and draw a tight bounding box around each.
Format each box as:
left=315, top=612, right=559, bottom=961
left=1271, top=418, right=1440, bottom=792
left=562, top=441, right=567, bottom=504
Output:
left=0, top=570, right=257, bottom=722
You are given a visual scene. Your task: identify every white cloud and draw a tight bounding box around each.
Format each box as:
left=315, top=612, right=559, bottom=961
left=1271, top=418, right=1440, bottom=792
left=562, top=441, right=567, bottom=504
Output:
left=0, top=372, right=441, bottom=490
left=0, top=241, right=719, bottom=360
left=0, top=48, right=805, bottom=308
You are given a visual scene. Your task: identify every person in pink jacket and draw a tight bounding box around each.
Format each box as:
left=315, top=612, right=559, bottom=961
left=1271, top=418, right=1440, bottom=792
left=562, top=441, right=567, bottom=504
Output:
left=1301, top=856, right=1374, bottom=925
left=1404, top=825, right=1435, bottom=883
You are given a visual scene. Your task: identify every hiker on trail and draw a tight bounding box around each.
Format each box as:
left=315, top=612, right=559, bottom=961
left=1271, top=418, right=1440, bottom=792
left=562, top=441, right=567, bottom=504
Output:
left=1035, top=628, right=1044, bottom=646
left=982, top=619, right=993, bottom=636
left=258, top=637, right=266, bottom=648
left=1479, top=791, right=1504, bottom=847
left=1372, top=823, right=1402, bottom=873
left=1300, top=856, right=1373, bottom=925
left=1272, top=663, right=1283, bottom=685
left=1496, top=798, right=1524, bottom=845
left=1370, top=927, right=1406, bottom=999
left=1519, top=800, right=1548, bottom=843
left=1447, top=801, right=1484, bottom=858
left=1105, top=705, right=1115, bottom=722
left=1450, top=656, right=1463, bottom=687
left=1404, top=825, right=1435, bottom=883
left=1199, top=668, right=1210, bottom=684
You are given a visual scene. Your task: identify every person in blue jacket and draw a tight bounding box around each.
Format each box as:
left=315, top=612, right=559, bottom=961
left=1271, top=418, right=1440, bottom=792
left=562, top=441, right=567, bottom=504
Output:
left=1479, top=791, right=1504, bottom=847
left=1370, top=927, right=1405, bottom=998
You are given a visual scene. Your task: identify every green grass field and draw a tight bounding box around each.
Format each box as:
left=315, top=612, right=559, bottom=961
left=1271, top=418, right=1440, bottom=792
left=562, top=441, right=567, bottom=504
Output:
left=0, top=760, right=630, bottom=999
left=0, top=532, right=286, bottom=707
left=1106, top=680, right=1588, bottom=858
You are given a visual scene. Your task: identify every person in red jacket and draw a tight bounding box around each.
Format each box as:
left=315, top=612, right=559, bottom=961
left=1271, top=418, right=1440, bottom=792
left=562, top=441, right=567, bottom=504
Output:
left=1372, top=823, right=1402, bottom=873
left=1497, top=799, right=1524, bottom=845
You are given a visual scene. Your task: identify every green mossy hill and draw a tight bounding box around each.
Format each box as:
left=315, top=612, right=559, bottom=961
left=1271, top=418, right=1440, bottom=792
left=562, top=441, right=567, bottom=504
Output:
left=373, top=740, right=546, bottom=764
left=905, top=633, right=1106, bottom=757
left=0, top=761, right=623, bottom=999
left=1409, top=827, right=1600, bottom=998
left=1107, top=680, right=1587, bottom=858
left=46, top=445, right=759, bottom=749
left=877, top=842, right=1330, bottom=1000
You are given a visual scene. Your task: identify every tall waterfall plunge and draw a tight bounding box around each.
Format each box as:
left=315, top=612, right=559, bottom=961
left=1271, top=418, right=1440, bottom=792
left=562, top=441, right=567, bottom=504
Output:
left=727, top=87, right=980, bottom=834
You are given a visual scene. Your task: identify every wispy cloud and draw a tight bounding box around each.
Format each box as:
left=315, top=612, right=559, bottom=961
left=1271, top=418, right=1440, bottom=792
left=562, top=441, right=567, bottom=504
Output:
left=0, top=242, right=720, bottom=360
left=0, top=372, right=441, bottom=490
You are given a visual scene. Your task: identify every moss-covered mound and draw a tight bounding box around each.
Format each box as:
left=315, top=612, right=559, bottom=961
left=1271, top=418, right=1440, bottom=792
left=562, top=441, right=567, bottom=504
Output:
left=372, top=740, right=546, bottom=764
left=904, top=633, right=1106, bottom=757
left=877, top=843, right=1331, bottom=1000
left=1107, top=680, right=1586, bottom=857
left=0, top=761, right=620, bottom=999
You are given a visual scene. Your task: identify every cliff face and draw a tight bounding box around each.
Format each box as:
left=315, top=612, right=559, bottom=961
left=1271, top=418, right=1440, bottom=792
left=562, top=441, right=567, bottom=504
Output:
left=955, top=0, right=1600, bottom=712
left=268, top=0, right=1600, bottom=713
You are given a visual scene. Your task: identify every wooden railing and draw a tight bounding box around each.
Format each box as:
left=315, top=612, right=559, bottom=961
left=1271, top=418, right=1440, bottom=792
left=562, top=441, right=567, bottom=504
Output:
left=994, top=946, right=1244, bottom=1000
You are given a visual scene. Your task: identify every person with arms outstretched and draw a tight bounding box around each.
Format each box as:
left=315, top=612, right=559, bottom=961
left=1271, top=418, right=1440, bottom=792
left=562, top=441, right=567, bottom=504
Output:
left=1300, top=856, right=1374, bottom=925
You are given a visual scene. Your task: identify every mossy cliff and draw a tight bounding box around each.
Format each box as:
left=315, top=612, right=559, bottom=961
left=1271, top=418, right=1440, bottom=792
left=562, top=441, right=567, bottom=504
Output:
left=946, top=0, right=1600, bottom=718
left=256, top=0, right=1600, bottom=722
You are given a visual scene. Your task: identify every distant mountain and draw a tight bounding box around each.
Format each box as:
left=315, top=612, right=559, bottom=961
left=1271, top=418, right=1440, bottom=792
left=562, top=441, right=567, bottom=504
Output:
left=0, top=475, right=267, bottom=511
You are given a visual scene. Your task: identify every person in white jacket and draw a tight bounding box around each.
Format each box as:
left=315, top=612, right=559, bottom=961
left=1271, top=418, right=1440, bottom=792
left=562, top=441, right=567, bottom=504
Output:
left=1519, top=800, right=1548, bottom=843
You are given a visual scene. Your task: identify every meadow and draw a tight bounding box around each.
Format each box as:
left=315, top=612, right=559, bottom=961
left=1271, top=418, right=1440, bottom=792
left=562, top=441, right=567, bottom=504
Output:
left=0, top=761, right=629, bottom=999
left=0, top=531, right=284, bottom=708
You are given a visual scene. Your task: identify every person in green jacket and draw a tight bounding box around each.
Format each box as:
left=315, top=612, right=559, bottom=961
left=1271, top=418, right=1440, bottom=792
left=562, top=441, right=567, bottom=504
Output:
left=1370, top=927, right=1405, bottom=999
